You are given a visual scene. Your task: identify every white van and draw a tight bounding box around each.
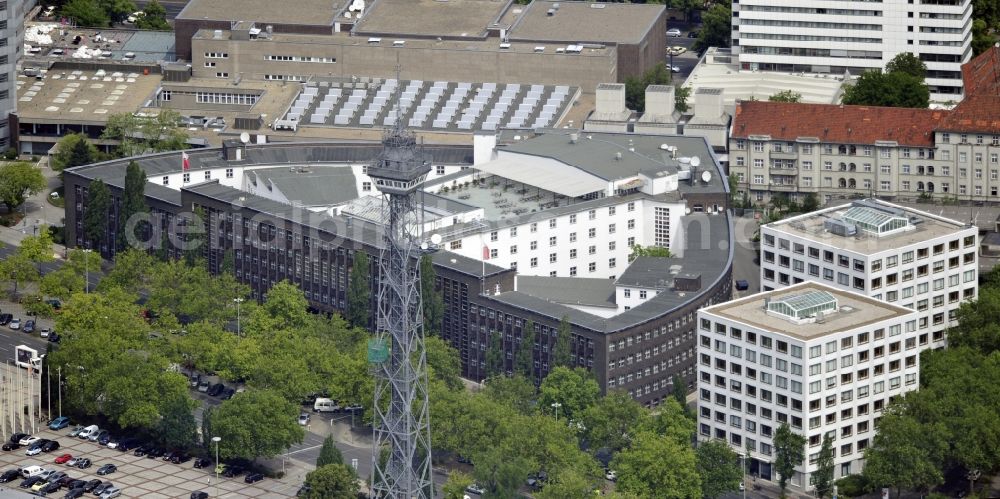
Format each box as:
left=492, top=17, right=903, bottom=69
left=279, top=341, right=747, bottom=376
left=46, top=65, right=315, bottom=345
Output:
left=21, top=465, right=44, bottom=478
left=78, top=424, right=99, bottom=439
left=313, top=398, right=340, bottom=413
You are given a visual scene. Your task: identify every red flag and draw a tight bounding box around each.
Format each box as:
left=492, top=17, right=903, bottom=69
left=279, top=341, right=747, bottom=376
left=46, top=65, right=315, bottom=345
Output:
left=483, top=245, right=490, bottom=261
left=182, top=151, right=190, bottom=171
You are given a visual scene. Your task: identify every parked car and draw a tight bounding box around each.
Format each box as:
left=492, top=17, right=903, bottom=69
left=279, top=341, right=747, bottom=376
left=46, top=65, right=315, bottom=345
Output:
left=735, top=279, right=750, bottom=291
left=48, top=331, right=60, bottom=343
left=95, top=431, right=110, bottom=445
left=99, top=486, right=121, bottom=499
left=189, top=375, right=201, bottom=388
left=0, top=314, right=12, bottom=325
left=193, top=457, right=211, bottom=469
left=82, top=479, right=101, bottom=492
left=92, top=482, right=113, bottom=495
left=687, top=30, right=699, bottom=38
left=49, top=417, right=71, bottom=430
left=19, top=435, right=40, bottom=446
left=222, top=465, right=245, bottom=478
left=667, top=28, right=682, bottom=37
left=26, top=445, right=43, bottom=456
left=19, top=475, right=43, bottom=488
left=0, top=469, right=20, bottom=482
left=40, top=481, right=62, bottom=495
left=20, top=465, right=45, bottom=478
left=42, top=440, right=61, bottom=452
left=23, top=320, right=35, bottom=333
left=465, top=483, right=486, bottom=495
left=169, top=452, right=191, bottom=465
left=64, top=487, right=86, bottom=498
left=207, top=383, right=226, bottom=397
left=66, top=457, right=78, bottom=467
left=40, top=328, right=51, bottom=338
left=8, top=318, right=20, bottom=330
left=67, top=426, right=84, bottom=437
left=145, top=447, right=165, bottom=459
left=44, top=299, right=61, bottom=310
left=74, top=458, right=91, bottom=469
left=96, top=464, right=116, bottom=476
left=54, top=454, right=73, bottom=464
left=77, top=425, right=99, bottom=440
left=9, top=433, right=27, bottom=443
left=132, top=445, right=150, bottom=457
left=105, top=437, right=120, bottom=449
left=605, top=469, right=617, bottom=481
left=88, top=429, right=104, bottom=442
left=116, top=438, right=140, bottom=452
left=221, top=388, right=236, bottom=400
left=244, top=472, right=264, bottom=484
left=190, top=492, right=209, bottom=499
left=1, top=442, right=20, bottom=451
left=298, top=413, right=310, bottom=426
left=197, top=381, right=210, bottom=393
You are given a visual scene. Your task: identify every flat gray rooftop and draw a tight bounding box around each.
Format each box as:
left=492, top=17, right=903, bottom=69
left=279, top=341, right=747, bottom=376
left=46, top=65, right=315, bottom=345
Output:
left=509, top=0, right=664, bottom=45
left=177, top=0, right=340, bottom=25
left=766, top=200, right=971, bottom=255
left=517, top=275, right=616, bottom=309
left=246, top=166, right=358, bottom=207
left=703, top=282, right=914, bottom=340
left=352, top=0, right=506, bottom=38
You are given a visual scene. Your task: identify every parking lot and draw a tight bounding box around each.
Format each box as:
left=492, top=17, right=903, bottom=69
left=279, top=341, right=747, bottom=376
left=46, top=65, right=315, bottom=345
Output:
left=0, top=428, right=303, bottom=498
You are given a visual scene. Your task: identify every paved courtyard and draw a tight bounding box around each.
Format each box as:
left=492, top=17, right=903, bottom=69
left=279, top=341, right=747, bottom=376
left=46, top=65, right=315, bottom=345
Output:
left=0, top=428, right=302, bottom=498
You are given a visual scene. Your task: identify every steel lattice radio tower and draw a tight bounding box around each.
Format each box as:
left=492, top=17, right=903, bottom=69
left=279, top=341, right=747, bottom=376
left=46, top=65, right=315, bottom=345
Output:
left=367, top=112, right=434, bottom=499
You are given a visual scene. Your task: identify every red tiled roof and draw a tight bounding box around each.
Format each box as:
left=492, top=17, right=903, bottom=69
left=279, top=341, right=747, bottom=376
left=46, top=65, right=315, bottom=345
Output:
left=731, top=101, right=945, bottom=147
left=962, top=45, right=1000, bottom=97
left=936, top=95, right=1000, bottom=134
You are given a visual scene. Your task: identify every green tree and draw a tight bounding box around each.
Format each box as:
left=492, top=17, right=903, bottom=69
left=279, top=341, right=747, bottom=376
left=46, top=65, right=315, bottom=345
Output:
left=133, top=0, right=170, bottom=30
left=862, top=408, right=948, bottom=498
left=773, top=423, right=807, bottom=495
left=41, top=248, right=102, bottom=299
left=0, top=161, right=46, bottom=210
left=535, top=468, right=596, bottom=499
left=102, top=111, right=189, bottom=157
left=694, top=4, right=732, bottom=51
left=119, top=160, right=148, bottom=250
left=611, top=431, right=701, bottom=498
left=629, top=244, right=673, bottom=261
left=814, top=434, right=835, bottom=499
left=538, top=366, right=599, bottom=421
left=696, top=439, right=743, bottom=499
left=842, top=71, right=930, bottom=108
left=552, top=315, right=573, bottom=368
left=624, top=63, right=672, bottom=111
left=675, top=86, right=692, bottom=113
left=83, top=179, right=111, bottom=248
left=100, top=248, right=154, bottom=294
left=62, top=0, right=110, bottom=27
left=98, top=0, right=136, bottom=23
left=207, top=390, right=305, bottom=460
left=884, top=52, right=927, bottom=78
left=972, top=19, right=995, bottom=56
left=183, top=206, right=207, bottom=264
left=484, top=330, right=505, bottom=377
left=303, top=464, right=359, bottom=499
left=514, top=320, right=535, bottom=378
left=802, top=193, right=820, bottom=213
left=768, top=90, right=802, bottom=103
left=639, top=397, right=695, bottom=446
left=420, top=255, right=444, bottom=335
left=582, top=390, right=645, bottom=453
left=156, top=393, right=198, bottom=450
left=481, top=374, right=537, bottom=416
left=425, top=336, right=463, bottom=391
left=51, top=133, right=99, bottom=171
left=316, top=435, right=344, bottom=467
left=442, top=471, right=474, bottom=499
left=671, top=375, right=688, bottom=412
left=0, top=252, right=38, bottom=296
left=345, top=252, right=370, bottom=328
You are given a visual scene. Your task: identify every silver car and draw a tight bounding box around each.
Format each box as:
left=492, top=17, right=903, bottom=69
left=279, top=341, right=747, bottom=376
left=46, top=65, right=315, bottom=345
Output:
left=100, top=486, right=122, bottom=499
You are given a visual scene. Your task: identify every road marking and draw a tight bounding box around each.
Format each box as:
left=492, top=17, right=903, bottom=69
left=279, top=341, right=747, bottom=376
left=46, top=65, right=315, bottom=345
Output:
left=285, top=445, right=322, bottom=456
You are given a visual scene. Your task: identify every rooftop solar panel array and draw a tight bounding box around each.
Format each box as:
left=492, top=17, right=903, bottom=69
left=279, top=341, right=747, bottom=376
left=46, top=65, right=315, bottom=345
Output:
left=278, top=79, right=577, bottom=133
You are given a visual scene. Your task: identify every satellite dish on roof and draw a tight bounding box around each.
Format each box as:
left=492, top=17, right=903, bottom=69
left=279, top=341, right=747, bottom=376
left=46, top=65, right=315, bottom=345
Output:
left=239, top=132, right=250, bottom=144
left=690, top=156, right=701, bottom=167
left=701, top=170, right=712, bottom=183
left=430, top=233, right=442, bottom=245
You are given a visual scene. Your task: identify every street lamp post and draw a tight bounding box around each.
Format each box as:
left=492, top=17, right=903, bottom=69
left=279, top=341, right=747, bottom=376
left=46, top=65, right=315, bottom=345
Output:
left=551, top=402, right=562, bottom=420
left=83, top=249, right=93, bottom=294
left=233, top=298, right=244, bottom=336
left=212, top=436, right=221, bottom=498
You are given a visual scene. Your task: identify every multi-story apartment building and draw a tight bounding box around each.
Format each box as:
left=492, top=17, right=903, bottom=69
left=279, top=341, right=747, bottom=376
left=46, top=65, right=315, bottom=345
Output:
left=760, top=199, right=978, bottom=348
left=1, top=0, right=22, bottom=149
left=730, top=0, right=971, bottom=100
left=697, top=282, right=919, bottom=488
left=729, top=46, right=1000, bottom=205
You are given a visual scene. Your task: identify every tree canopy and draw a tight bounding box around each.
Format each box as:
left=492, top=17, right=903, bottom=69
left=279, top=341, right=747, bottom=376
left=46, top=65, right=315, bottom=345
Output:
left=842, top=54, right=930, bottom=108
left=611, top=431, right=701, bottom=498
left=768, top=90, right=802, bottom=103
left=694, top=4, right=732, bottom=51
left=0, top=161, right=46, bottom=210
left=51, top=133, right=99, bottom=171
left=206, top=389, right=305, bottom=460
left=303, top=464, right=359, bottom=499
left=101, top=111, right=189, bottom=158
left=773, top=423, right=806, bottom=494
left=346, top=252, right=370, bottom=328
left=696, top=439, right=743, bottom=499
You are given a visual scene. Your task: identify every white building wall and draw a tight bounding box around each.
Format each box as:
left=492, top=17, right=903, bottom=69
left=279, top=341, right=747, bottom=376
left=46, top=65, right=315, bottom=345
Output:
left=696, top=307, right=920, bottom=487
left=615, top=285, right=661, bottom=312
left=759, top=214, right=978, bottom=348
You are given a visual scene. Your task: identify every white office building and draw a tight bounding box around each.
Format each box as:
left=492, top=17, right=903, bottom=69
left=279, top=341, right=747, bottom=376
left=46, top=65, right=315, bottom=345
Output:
left=697, top=282, right=919, bottom=487
left=760, top=199, right=978, bottom=347
left=730, top=0, right=971, bottom=100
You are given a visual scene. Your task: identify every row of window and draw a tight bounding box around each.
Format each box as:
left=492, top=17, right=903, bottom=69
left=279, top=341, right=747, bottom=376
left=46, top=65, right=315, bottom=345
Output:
left=609, top=350, right=693, bottom=387
left=264, top=55, right=336, bottom=63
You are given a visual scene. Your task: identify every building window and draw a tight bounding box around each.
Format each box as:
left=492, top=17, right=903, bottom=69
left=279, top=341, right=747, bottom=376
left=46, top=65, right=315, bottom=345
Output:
left=182, top=173, right=190, bottom=183
left=225, top=168, right=234, bottom=178
left=362, top=182, right=372, bottom=192
left=162, top=176, right=169, bottom=185
left=589, top=262, right=597, bottom=272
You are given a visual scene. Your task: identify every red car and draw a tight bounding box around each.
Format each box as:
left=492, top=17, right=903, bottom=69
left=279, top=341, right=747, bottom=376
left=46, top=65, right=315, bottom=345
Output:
left=54, top=453, right=73, bottom=464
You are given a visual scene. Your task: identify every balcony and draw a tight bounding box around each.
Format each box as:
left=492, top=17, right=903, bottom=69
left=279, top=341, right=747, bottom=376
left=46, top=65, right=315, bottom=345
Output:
left=770, top=168, right=798, bottom=175
left=771, top=151, right=798, bottom=160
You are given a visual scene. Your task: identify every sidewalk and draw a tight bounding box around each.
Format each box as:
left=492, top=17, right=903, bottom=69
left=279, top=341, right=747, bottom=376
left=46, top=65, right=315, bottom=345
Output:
left=0, top=156, right=67, bottom=256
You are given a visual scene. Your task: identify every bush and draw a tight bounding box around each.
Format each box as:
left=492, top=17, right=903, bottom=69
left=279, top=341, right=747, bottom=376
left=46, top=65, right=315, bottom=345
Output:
left=835, top=474, right=871, bottom=498
left=2, top=147, right=17, bottom=160
left=47, top=225, right=65, bottom=245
